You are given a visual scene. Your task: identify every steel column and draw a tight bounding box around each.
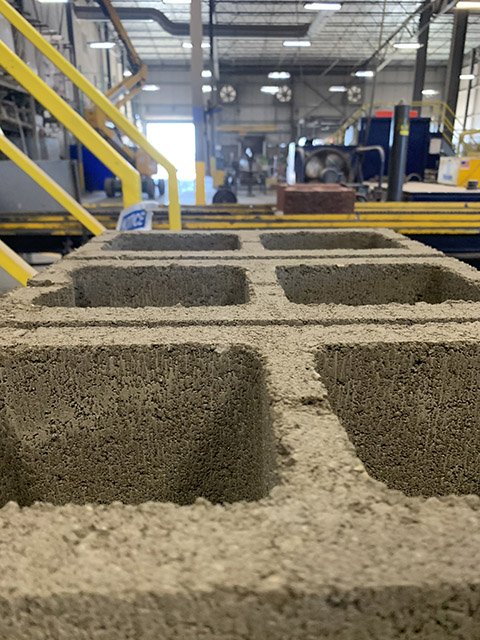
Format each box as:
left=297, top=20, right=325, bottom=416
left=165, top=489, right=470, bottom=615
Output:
left=412, top=0, right=432, bottom=103
left=387, top=103, right=410, bottom=202
left=191, top=0, right=206, bottom=204
left=444, top=10, right=468, bottom=142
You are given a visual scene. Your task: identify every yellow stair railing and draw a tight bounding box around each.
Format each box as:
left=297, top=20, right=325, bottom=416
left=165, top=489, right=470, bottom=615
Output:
left=0, top=128, right=106, bottom=237
left=457, top=129, right=480, bottom=156
left=0, top=239, right=37, bottom=286
left=0, top=0, right=181, bottom=231
left=0, top=42, right=142, bottom=209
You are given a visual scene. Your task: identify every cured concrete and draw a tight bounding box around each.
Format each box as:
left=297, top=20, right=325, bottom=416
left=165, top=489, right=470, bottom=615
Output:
left=1, top=229, right=480, bottom=638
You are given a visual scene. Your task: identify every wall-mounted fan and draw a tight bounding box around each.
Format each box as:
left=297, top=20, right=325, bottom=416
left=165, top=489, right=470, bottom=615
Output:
left=347, top=85, right=362, bottom=104
left=219, top=84, right=237, bottom=104
left=276, top=85, right=293, bottom=103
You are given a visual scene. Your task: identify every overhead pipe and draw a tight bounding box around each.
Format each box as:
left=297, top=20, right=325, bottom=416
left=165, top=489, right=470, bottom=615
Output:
left=74, top=6, right=310, bottom=38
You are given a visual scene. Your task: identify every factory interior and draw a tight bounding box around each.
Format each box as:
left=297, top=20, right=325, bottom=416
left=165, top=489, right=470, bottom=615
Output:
left=3, top=0, right=480, bottom=637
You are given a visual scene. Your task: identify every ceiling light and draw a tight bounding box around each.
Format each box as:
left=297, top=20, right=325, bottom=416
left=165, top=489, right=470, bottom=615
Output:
left=142, top=84, right=160, bottom=92
left=202, top=85, right=212, bottom=93
left=123, top=70, right=132, bottom=77
left=163, top=0, right=191, bottom=3
left=460, top=73, right=475, bottom=80
left=393, top=42, right=422, bottom=49
left=202, top=70, right=212, bottom=78
left=304, top=2, right=342, bottom=9
left=182, top=42, right=210, bottom=49
left=422, top=89, right=439, bottom=95
left=355, top=70, right=374, bottom=77
left=268, top=71, right=291, bottom=79
left=329, top=85, right=347, bottom=92
left=89, top=41, right=115, bottom=49
left=283, top=40, right=311, bottom=47
left=37, top=0, right=68, bottom=4
left=455, top=1, right=480, bottom=8
left=261, top=85, right=280, bottom=94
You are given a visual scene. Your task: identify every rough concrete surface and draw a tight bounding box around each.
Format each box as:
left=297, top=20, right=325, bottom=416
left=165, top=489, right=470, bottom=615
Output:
left=2, top=229, right=480, bottom=639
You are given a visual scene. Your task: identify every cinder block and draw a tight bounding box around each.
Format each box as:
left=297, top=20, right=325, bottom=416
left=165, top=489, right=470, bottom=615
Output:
left=1, top=323, right=480, bottom=638
left=66, top=229, right=442, bottom=261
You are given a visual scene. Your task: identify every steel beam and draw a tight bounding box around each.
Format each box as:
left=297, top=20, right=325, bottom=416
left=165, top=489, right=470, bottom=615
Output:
left=387, top=104, right=410, bottom=202
left=412, top=0, right=432, bottom=103
left=444, top=10, right=468, bottom=142
left=191, top=0, right=206, bottom=205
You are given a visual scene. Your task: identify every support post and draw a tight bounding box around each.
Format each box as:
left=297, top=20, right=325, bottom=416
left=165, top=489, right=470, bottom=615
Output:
left=387, top=103, right=410, bottom=202
left=412, top=0, right=432, bottom=104
left=190, top=0, right=206, bottom=204
left=444, top=10, right=468, bottom=142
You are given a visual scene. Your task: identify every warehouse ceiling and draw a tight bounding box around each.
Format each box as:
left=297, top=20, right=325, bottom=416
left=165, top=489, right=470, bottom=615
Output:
left=95, top=0, right=480, bottom=70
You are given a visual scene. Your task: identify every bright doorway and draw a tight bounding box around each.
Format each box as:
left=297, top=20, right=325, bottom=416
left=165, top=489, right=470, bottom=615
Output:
left=146, top=122, right=196, bottom=181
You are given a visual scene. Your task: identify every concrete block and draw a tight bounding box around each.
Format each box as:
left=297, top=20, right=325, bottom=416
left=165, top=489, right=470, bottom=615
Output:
left=1, top=323, right=480, bottom=638
left=66, top=229, right=440, bottom=262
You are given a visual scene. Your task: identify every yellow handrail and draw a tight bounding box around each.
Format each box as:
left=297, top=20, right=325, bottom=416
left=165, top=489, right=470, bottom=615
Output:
left=0, top=0, right=182, bottom=230
left=0, top=131, right=106, bottom=236
left=0, top=239, right=37, bottom=286
left=0, top=41, right=142, bottom=209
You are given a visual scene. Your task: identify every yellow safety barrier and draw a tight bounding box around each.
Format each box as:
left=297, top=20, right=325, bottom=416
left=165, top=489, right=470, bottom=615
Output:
left=0, top=238, right=37, bottom=286
left=0, top=0, right=182, bottom=230
left=0, top=41, right=142, bottom=209
left=0, top=131, right=106, bottom=236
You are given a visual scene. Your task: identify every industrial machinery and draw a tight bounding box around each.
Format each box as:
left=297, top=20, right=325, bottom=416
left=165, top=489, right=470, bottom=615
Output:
left=84, top=0, right=164, bottom=199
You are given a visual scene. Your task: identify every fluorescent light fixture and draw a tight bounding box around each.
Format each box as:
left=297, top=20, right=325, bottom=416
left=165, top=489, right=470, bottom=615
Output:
left=283, top=40, right=311, bottom=47
left=37, top=0, right=68, bottom=4
left=422, top=89, right=439, bottom=95
left=355, top=70, right=374, bottom=77
left=268, top=71, right=291, bottom=79
left=182, top=42, right=210, bottom=49
left=261, top=85, right=280, bottom=94
left=142, top=84, right=160, bottom=92
left=304, top=2, right=342, bottom=9
left=89, top=41, right=115, bottom=49
left=460, top=73, right=475, bottom=80
left=163, top=0, right=191, bottom=3
left=202, top=70, right=212, bottom=78
left=455, top=1, right=480, bottom=8
left=202, top=85, right=213, bottom=93
left=393, top=42, right=422, bottom=49
left=123, top=70, right=132, bottom=77
left=329, top=85, right=347, bottom=92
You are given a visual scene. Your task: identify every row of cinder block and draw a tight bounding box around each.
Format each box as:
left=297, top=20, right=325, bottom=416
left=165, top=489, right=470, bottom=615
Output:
left=1, top=229, right=480, bottom=639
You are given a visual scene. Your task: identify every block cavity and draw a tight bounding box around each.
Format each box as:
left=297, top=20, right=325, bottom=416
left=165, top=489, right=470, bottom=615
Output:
left=261, top=231, right=402, bottom=251
left=104, top=233, right=240, bottom=252
left=318, top=342, right=480, bottom=496
left=35, top=264, right=249, bottom=308
left=276, top=263, right=480, bottom=306
left=0, top=344, right=275, bottom=506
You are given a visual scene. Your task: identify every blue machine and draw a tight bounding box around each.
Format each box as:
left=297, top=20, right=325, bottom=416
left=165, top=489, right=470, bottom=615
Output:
left=358, top=116, right=431, bottom=180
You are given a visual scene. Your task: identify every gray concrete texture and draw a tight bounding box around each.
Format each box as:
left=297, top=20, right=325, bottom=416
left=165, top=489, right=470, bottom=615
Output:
left=2, top=229, right=480, bottom=638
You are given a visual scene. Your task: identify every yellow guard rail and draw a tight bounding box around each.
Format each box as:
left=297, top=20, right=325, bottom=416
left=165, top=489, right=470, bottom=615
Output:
left=0, top=239, right=37, bottom=286
left=0, top=0, right=182, bottom=230
left=0, top=130, right=106, bottom=237
left=0, top=41, right=142, bottom=209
